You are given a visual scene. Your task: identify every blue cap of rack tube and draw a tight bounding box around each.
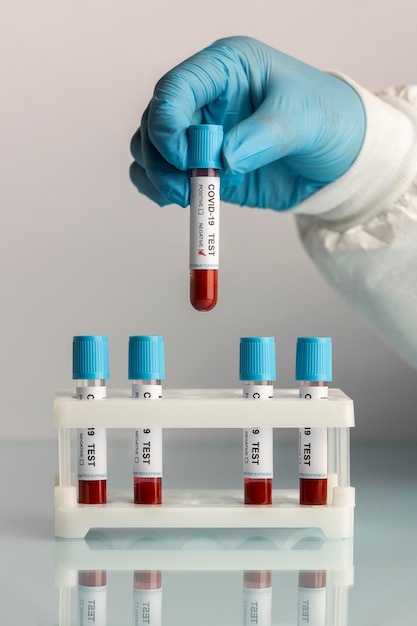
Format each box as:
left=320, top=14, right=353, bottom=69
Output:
left=295, top=337, right=332, bottom=382
left=72, top=335, right=109, bottom=380
left=239, top=337, right=276, bottom=382
left=128, top=335, right=165, bottom=380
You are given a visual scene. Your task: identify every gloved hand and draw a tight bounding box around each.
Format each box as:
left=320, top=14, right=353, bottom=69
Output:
left=130, top=36, right=366, bottom=211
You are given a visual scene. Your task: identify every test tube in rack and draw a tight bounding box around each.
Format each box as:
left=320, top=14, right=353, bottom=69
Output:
left=240, top=337, right=276, bottom=505
left=129, top=335, right=165, bottom=505
left=296, top=337, right=332, bottom=506
left=73, top=335, right=109, bottom=505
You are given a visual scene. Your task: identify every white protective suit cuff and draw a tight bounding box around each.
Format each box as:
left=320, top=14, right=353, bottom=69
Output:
left=292, top=74, right=417, bottom=226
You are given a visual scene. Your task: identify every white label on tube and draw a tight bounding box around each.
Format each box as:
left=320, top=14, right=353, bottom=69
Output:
left=132, top=384, right=163, bottom=477
left=78, top=585, right=107, bottom=626
left=297, top=586, right=326, bottom=626
left=243, top=586, right=272, bottom=626
left=299, top=385, right=328, bottom=400
left=190, top=176, right=220, bottom=269
left=78, top=428, right=107, bottom=480
left=243, top=384, right=273, bottom=400
left=132, top=384, right=162, bottom=400
left=299, top=386, right=328, bottom=479
left=298, top=427, right=327, bottom=478
left=244, top=428, right=273, bottom=478
left=134, top=428, right=163, bottom=477
left=76, top=385, right=106, bottom=400
left=133, top=587, right=162, bottom=626
left=243, top=384, right=273, bottom=478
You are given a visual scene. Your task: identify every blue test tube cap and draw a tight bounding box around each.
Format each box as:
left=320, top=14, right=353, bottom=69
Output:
left=239, top=337, right=276, bottom=382
left=295, top=337, right=332, bottom=382
left=188, top=124, right=223, bottom=170
left=128, top=335, right=165, bottom=380
left=72, top=335, right=109, bottom=380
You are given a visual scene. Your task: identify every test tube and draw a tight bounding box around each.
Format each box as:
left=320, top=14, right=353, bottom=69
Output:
left=296, top=337, right=332, bottom=506
left=240, top=337, right=276, bottom=505
left=78, top=570, right=107, bottom=626
left=73, top=335, right=109, bottom=505
left=129, top=335, right=165, bottom=505
left=297, top=571, right=327, bottom=626
left=243, top=571, right=272, bottom=626
left=188, top=124, right=223, bottom=312
left=133, top=571, right=162, bottom=626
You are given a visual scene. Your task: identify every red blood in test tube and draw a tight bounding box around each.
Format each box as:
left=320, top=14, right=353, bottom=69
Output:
left=300, top=477, right=327, bottom=506
left=78, top=479, right=107, bottom=505
left=244, top=478, right=272, bottom=506
left=190, top=268, right=218, bottom=312
left=134, top=477, right=162, bottom=505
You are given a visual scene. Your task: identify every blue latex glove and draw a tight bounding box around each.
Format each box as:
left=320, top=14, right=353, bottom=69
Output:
left=130, top=36, right=365, bottom=211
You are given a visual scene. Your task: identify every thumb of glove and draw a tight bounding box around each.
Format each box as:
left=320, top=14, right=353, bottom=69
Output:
left=222, top=99, right=302, bottom=174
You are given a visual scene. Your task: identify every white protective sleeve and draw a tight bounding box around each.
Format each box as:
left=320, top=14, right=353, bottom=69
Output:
left=293, top=77, right=417, bottom=369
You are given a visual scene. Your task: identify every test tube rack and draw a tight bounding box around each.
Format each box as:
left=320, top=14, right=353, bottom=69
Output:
left=54, top=388, right=355, bottom=539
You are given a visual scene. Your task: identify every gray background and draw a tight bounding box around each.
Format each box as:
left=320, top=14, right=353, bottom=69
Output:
left=1, top=0, right=416, bottom=442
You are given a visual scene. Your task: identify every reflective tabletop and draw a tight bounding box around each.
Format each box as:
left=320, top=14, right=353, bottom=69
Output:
left=0, top=441, right=416, bottom=625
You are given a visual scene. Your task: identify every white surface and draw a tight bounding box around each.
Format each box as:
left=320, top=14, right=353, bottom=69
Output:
left=1, top=1, right=417, bottom=443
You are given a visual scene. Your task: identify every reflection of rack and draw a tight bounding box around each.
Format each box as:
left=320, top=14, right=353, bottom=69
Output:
left=54, top=389, right=355, bottom=539
left=54, top=530, right=354, bottom=626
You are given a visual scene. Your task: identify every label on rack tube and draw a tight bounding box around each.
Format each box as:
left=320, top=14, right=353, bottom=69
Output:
left=190, top=176, right=220, bottom=269
left=243, top=428, right=273, bottom=478
left=134, top=428, right=163, bottom=477
left=243, top=385, right=273, bottom=478
left=298, top=386, right=328, bottom=479
left=298, top=427, right=327, bottom=478
left=76, top=385, right=106, bottom=400
left=299, top=385, right=328, bottom=400
left=132, top=384, right=162, bottom=400
left=78, top=584, right=107, bottom=626
left=132, top=384, right=163, bottom=477
left=78, top=428, right=107, bottom=480
left=133, top=586, right=162, bottom=626
left=297, top=586, right=326, bottom=626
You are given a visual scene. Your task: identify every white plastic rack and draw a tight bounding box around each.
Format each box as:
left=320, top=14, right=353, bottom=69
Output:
left=54, top=388, right=355, bottom=539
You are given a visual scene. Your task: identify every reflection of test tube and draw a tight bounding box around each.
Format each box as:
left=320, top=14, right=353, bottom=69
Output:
left=133, top=571, right=162, bottom=626
left=243, top=571, right=272, bottom=626
left=129, top=335, right=165, bottom=505
left=296, top=337, right=332, bottom=506
left=188, top=124, right=223, bottom=312
left=297, top=571, right=326, bottom=626
left=240, top=337, right=276, bottom=505
left=78, top=570, right=107, bottom=626
left=73, top=335, right=109, bottom=505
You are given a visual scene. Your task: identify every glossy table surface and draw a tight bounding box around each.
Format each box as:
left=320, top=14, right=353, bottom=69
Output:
left=0, top=439, right=416, bottom=625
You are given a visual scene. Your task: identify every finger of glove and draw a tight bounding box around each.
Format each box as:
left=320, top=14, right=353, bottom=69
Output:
left=129, top=160, right=189, bottom=208
left=133, top=108, right=190, bottom=206
left=147, top=47, right=236, bottom=170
